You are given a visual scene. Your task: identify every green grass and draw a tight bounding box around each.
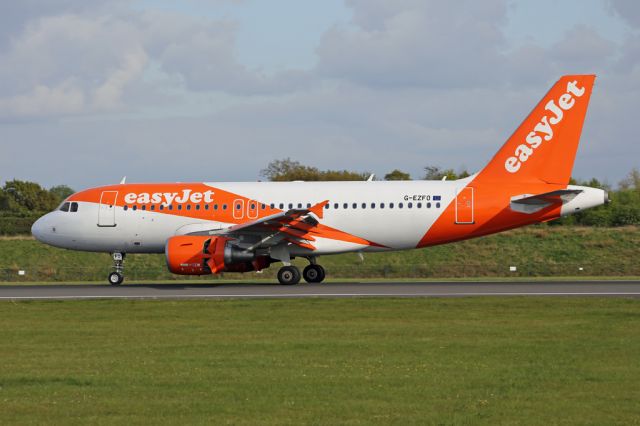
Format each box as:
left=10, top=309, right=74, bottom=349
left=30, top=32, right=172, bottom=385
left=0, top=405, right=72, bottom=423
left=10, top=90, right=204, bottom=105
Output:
left=2, top=226, right=640, bottom=282
left=0, top=297, right=639, bottom=424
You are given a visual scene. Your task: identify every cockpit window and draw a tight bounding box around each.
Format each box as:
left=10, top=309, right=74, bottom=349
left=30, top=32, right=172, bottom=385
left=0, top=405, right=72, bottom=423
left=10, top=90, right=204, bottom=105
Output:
left=70, top=202, right=78, bottom=212
left=59, top=202, right=70, bottom=212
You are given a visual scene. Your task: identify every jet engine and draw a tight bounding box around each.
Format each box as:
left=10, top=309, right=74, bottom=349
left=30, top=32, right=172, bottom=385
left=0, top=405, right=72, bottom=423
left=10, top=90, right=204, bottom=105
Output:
left=165, top=235, right=270, bottom=275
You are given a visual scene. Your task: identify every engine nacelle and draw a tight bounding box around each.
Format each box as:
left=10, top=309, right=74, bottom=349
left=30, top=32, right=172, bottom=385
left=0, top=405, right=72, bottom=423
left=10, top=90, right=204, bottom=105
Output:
left=165, top=235, right=270, bottom=275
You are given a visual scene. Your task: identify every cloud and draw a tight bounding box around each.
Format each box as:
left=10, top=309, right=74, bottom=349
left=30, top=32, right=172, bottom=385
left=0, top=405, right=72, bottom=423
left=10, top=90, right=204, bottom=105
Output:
left=315, top=0, right=509, bottom=88
left=0, top=12, right=148, bottom=118
left=0, top=4, right=309, bottom=119
left=0, top=81, right=84, bottom=117
left=1, top=0, right=639, bottom=187
left=607, top=0, right=640, bottom=28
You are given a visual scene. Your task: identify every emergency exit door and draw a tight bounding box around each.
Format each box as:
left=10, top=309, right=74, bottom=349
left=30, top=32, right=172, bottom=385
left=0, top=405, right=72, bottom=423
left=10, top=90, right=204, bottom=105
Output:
left=455, top=187, right=474, bottom=224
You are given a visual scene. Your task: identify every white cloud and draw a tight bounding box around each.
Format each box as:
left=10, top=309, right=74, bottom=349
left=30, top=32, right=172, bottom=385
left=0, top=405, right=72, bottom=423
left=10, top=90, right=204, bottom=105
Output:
left=0, top=81, right=84, bottom=117
left=0, top=0, right=639, bottom=187
left=607, top=0, right=640, bottom=28
left=315, top=0, right=509, bottom=88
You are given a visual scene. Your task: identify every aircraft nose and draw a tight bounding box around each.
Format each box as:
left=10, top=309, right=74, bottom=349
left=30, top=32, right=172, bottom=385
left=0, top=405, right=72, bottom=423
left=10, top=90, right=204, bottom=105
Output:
left=31, top=214, right=52, bottom=243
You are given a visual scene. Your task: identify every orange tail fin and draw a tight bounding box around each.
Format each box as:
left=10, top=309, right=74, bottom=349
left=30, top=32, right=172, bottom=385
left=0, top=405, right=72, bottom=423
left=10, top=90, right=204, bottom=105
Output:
left=478, top=75, right=596, bottom=185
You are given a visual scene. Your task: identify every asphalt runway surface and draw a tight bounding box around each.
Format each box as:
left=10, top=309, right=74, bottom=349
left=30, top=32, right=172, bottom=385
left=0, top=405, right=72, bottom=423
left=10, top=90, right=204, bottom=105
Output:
left=0, top=280, right=639, bottom=300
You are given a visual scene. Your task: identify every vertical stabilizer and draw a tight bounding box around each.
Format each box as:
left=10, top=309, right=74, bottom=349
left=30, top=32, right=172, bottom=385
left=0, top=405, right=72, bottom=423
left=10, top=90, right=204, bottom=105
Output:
left=478, top=75, right=596, bottom=185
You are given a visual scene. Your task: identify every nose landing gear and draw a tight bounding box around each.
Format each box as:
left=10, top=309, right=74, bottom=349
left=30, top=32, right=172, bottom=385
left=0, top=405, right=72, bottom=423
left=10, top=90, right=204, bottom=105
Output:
left=108, top=252, right=125, bottom=285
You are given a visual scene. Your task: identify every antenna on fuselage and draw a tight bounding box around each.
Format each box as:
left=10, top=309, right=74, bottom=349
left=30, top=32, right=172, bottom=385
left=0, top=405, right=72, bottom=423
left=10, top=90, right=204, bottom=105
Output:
left=367, top=174, right=375, bottom=181
left=119, top=176, right=127, bottom=184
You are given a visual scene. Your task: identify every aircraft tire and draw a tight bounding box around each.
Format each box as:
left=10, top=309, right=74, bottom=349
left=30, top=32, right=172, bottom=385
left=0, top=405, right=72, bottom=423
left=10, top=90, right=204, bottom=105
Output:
left=303, top=264, right=325, bottom=283
left=277, top=266, right=301, bottom=285
left=108, top=272, right=124, bottom=286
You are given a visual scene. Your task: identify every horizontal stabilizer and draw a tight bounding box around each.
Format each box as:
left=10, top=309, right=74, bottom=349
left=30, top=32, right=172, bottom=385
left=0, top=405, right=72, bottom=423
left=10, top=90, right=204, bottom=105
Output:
left=510, top=189, right=582, bottom=214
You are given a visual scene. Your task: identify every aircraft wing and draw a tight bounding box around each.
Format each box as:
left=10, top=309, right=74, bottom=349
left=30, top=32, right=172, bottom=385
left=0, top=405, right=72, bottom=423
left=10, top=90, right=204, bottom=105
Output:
left=184, top=200, right=329, bottom=251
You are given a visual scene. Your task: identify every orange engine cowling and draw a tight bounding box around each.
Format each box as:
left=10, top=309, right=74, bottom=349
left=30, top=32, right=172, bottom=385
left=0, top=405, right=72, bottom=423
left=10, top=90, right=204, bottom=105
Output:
left=165, top=235, right=270, bottom=275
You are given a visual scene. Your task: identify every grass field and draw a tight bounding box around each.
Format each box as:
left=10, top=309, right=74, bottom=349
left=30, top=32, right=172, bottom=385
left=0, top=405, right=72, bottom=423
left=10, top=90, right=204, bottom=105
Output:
left=1, top=297, right=639, bottom=424
left=2, top=226, right=640, bottom=282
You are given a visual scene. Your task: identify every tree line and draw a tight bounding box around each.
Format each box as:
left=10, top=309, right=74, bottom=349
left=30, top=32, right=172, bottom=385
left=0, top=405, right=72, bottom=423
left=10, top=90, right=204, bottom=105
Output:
left=1, top=161, right=638, bottom=235
left=0, top=181, right=74, bottom=234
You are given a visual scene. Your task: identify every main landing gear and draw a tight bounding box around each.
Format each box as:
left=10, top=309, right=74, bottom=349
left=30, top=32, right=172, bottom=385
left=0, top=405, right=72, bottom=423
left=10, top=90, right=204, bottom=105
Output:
left=108, top=252, right=125, bottom=285
left=277, top=261, right=326, bottom=285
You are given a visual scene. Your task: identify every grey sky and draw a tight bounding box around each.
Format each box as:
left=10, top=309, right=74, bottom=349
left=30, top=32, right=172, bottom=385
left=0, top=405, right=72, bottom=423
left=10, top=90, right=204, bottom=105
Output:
left=0, top=0, right=638, bottom=189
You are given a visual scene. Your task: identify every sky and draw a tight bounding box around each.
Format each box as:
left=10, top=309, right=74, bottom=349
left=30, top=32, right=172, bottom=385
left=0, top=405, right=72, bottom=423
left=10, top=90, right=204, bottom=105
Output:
left=0, top=0, right=639, bottom=189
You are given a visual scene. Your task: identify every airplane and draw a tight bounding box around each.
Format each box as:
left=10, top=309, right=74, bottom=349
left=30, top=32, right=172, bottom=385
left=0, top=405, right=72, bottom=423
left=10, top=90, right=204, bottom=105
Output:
left=31, top=75, right=608, bottom=285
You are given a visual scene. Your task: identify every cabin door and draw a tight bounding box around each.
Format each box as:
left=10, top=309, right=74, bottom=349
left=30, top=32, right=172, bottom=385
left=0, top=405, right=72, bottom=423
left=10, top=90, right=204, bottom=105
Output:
left=455, top=187, right=474, bottom=224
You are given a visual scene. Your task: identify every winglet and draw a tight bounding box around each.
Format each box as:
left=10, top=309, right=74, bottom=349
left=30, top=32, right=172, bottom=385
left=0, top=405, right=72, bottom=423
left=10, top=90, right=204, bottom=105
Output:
left=119, top=176, right=127, bottom=184
left=309, top=200, right=329, bottom=219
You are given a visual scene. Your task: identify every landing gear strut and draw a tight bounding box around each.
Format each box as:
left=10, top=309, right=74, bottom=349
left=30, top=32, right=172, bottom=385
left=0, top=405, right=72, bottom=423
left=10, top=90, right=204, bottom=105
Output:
left=108, top=252, right=125, bottom=285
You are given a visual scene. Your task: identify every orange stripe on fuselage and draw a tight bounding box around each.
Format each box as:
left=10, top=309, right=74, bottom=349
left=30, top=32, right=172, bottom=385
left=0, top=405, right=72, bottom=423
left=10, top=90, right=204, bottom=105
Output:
left=69, top=183, right=277, bottom=224
left=70, top=183, right=388, bottom=248
left=417, top=181, right=563, bottom=248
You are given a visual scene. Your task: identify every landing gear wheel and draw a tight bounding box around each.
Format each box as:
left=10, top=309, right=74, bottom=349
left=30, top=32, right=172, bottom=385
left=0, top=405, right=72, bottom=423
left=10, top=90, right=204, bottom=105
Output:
left=303, top=264, right=325, bottom=283
left=277, top=266, right=301, bottom=285
left=108, top=272, right=124, bottom=286
left=109, top=252, right=126, bottom=285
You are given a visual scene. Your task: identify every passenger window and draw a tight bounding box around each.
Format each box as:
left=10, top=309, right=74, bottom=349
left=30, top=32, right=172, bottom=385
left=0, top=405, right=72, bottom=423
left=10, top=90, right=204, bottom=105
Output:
left=298, top=203, right=302, bottom=208
left=408, top=202, right=413, bottom=208
left=261, top=204, right=266, bottom=210
left=151, top=205, right=155, bottom=211
left=417, top=203, right=422, bottom=208
left=205, top=205, right=209, bottom=210
left=59, top=202, right=70, bottom=212
left=343, top=203, right=348, bottom=209
left=436, top=202, right=441, bottom=208
left=288, top=203, right=293, bottom=209
left=399, top=203, right=404, bottom=209
left=124, top=205, right=129, bottom=211
left=390, top=203, right=394, bottom=208
left=325, top=204, right=329, bottom=209
left=168, top=205, right=173, bottom=210
left=142, top=205, right=147, bottom=211
left=270, top=203, right=275, bottom=209
left=214, top=204, right=218, bottom=210
left=195, top=205, right=200, bottom=210
left=381, top=203, right=385, bottom=209
left=371, top=203, right=375, bottom=209
left=362, top=203, right=366, bottom=209
left=70, top=202, right=78, bottom=212
left=223, top=204, right=228, bottom=210
left=186, top=205, right=191, bottom=210
left=177, top=205, right=182, bottom=210
left=427, top=202, right=431, bottom=208
left=334, top=203, right=338, bottom=209
left=279, top=203, right=284, bottom=209
left=133, top=205, right=137, bottom=211
left=352, top=203, right=357, bottom=209
left=307, top=203, right=311, bottom=208
left=159, top=205, right=164, bottom=211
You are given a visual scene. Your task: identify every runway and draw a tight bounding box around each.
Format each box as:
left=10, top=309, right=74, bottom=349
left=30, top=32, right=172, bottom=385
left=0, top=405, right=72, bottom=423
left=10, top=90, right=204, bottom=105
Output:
left=1, top=280, right=640, bottom=300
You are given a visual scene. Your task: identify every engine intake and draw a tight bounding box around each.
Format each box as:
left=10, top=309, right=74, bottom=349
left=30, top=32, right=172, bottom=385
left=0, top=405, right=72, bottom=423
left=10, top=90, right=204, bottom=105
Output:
left=165, top=235, right=270, bottom=275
